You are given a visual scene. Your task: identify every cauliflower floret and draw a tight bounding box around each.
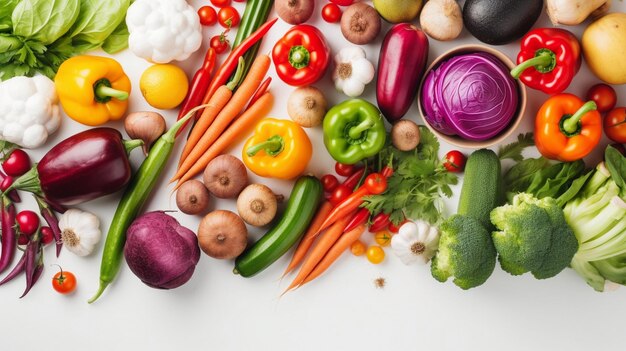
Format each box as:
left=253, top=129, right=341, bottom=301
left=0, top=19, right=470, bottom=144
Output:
left=0, top=75, right=61, bottom=149
left=126, top=0, right=202, bottom=64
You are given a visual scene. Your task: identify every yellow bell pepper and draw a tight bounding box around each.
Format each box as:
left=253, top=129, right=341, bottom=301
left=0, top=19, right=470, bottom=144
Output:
left=242, top=118, right=312, bottom=180
left=55, top=55, right=131, bottom=126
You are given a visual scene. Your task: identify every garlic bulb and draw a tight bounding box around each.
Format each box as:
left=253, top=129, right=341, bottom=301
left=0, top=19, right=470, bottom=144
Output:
left=59, top=209, right=101, bottom=256
left=391, top=220, right=440, bottom=265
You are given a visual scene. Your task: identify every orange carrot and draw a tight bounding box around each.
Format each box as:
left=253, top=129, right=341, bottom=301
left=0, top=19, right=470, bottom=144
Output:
left=171, top=54, right=271, bottom=183
left=299, top=224, right=367, bottom=287
left=177, top=85, right=233, bottom=167
left=173, top=91, right=273, bottom=188
left=282, top=201, right=333, bottom=278
left=283, top=214, right=354, bottom=293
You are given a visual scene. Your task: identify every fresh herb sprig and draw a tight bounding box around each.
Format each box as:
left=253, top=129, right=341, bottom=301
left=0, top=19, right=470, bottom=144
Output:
left=362, top=127, right=458, bottom=225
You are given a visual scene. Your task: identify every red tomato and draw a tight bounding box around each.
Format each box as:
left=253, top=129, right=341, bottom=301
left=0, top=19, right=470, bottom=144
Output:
left=218, top=6, right=240, bottom=28
left=52, top=266, right=76, bottom=294
left=211, top=0, right=231, bottom=7
left=16, top=210, right=39, bottom=236
left=335, top=162, right=355, bottom=177
left=41, top=226, right=54, bottom=245
left=604, top=107, right=626, bottom=143
left=321, top=174, right=339, bottom=192
left=329, top=184, right=351, bottom=205
left=198, top=6, right=217, bottom=26
left=322, top=3, right=342, bottom=23
left=330, top=0, right=354, bottom=5
left=210, top=34, right=230, bottom=54
left=364, top=173, right=387, bottom=195
left=2, top=149, right=31, bottom=177
left=443, top=150, right=466, bottom=172
left=587, top=84, right=617, bottom=113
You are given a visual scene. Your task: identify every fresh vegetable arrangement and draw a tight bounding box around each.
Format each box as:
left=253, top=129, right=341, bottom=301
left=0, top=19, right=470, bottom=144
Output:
left=0, top=0, right=624, bottom=306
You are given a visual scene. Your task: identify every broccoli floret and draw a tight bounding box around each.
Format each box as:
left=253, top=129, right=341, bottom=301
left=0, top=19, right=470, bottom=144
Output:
left=431, top=214, right=496, bottom=290
left=490, top=193, right=578, bottom=279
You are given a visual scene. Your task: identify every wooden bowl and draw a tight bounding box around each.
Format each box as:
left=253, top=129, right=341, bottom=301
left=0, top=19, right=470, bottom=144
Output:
left=416, top=44, right=527, bottom=149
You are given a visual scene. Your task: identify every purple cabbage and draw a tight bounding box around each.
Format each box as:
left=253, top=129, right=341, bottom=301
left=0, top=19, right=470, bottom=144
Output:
left=124, top=211, right=200, bottom=290
left=421, top=52, right=519, bottom=141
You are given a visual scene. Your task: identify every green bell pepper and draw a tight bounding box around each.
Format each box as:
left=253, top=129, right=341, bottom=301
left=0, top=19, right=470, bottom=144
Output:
left=323, top=99, right=386, bottom=165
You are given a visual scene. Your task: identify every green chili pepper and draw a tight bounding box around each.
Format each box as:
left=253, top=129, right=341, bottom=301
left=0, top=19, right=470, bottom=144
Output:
left=88, top=104, right=207, bottom=304
left=323, top=99, right=387, bottom=165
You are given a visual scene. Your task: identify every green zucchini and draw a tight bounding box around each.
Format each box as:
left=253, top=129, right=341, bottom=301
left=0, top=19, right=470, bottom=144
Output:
left=234, top=175, right=323, bottom=277
left=457, top=149, right=503, bottom=229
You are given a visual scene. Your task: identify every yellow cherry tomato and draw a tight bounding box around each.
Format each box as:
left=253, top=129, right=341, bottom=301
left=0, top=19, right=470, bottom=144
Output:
left=374, top=231, right=392, bottom=247
left=366, top=246, right=385, bottom=264
left=350, top=240, right=366, bottom=256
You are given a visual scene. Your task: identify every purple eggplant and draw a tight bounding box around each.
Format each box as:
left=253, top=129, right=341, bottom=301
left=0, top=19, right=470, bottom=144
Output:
left=0, top=198, right=16, bottom=274
left=9, top=128, right=142, bottom=206
left=20, top=239, right=42, bottom=298
left=0, top=170, right=21, bottom=203
left=0, top=253, right=25, bottom=286
left=376, top=24, right=429, bottom=123
left=36, top=196, right=63, bottom=257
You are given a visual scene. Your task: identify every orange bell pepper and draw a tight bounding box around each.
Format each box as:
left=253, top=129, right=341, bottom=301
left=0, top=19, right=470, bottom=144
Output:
left=242, top=118, right=312, bottom=179
left=535, top=93, right=602, bottom=162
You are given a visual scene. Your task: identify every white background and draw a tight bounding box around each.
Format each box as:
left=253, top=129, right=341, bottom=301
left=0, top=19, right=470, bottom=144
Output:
left=2, top=1, right=626, bottom=350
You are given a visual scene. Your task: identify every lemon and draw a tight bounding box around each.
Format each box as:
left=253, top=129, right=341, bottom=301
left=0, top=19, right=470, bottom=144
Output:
left=139, top=64, right=189, bottom=110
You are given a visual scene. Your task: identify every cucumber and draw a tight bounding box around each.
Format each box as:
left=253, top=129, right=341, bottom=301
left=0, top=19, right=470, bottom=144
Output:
left=457, top=149, right=502, bottom=229
left=234, top=175, right=323, bottom=277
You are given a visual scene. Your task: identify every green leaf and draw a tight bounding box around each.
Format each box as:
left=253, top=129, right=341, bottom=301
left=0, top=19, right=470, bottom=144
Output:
left=556, top=171, right=593, bottom=208
left=12, top=0, right=80, bottom=45
left=67, top=0, right=129, bottom=52
left=605, top=145, right=626, bottom=193
left=527, top=160, right=585, bottom=199
left=497, top=132, right=534, bottom=161
left=101, top=19, right=129, bottom=54
left=504, top=157, right=550, bottom=194
left=0, top=0, right=19, bottom=31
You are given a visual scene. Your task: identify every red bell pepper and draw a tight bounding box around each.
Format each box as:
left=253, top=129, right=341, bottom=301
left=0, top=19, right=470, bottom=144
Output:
left=272, top=24, right=330, bottom=86
left=510, top=28, right=581, bottom=94
left=369, top=212, right=391, bottom=233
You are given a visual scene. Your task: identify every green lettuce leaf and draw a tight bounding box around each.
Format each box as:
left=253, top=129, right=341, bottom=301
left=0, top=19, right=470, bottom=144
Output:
left=67, top=0, right=129, bottom=53
left=101, top=19, right=129, bottom=54
left=12, top=0, right=80, bottom=45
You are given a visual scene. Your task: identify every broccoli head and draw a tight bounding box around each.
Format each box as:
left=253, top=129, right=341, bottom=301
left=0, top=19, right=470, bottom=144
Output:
left=431, top=214, right=497, bottom=290
left=490, top=193, right=578, bottom=279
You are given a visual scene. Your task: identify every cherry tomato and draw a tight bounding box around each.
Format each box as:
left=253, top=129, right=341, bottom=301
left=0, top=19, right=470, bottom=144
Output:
left=198, top=6, right=217, bottom=26
left=374, top=231, right=392, bottom=247
left=330, top=0, right=354, bottom=5
left=350, top=240, right=366, bottom=256
left=321, top=174, right=339, bottom=192
left=587, top=84, right=617, bottom=113
left=443, top=150, right=466, bottom=172
left=52, top=266, right=76, bottom=294
left=329, top=184, right=351, bottom=205
left=218, top=6, right=240, bottom=28
left=0, top=175, right=13, bottom=192
left=210, top=34, right=230, bottom=54
left=211, top=0, right=231, bottom=7
left=364, top=173, right=387, bottom=195
left=366, top=246, right=385, bottom=264
left=335, top=162, right=355, bottom=177
left=41, top=226, right=54, bottom=245
left=16, top=210, right=39, bottom=236
left=17, top=234, right=29, bottom=246
left=604, top=107, right=626, bottom=144
left=322, top=3, right=342, bottom=23
left=2, top=149, right=30, bottom=177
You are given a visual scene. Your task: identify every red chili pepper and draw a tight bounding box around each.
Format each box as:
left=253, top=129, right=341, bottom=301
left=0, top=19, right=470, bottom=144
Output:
left=177, top=47, right=216, bottom=122
left=343, top=167, right=365, bottom=190
left=200, top=18, right=278, bottom=109
left=272, top=24, right=330, bottom=86
left=381, top=165, right=393, bottom=178
left=343, top=208, right=370, bottom=233
left=247, top=77, right=272, bottom=109
left=511, top=28, right=581, bottom=94
left=369, top=212, right=391, bottom=233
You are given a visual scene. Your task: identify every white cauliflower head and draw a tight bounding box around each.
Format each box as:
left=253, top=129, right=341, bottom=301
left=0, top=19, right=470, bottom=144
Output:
left=126, top=0, right=203, bottom=64
left=0, top=76, right=61, bottom=149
